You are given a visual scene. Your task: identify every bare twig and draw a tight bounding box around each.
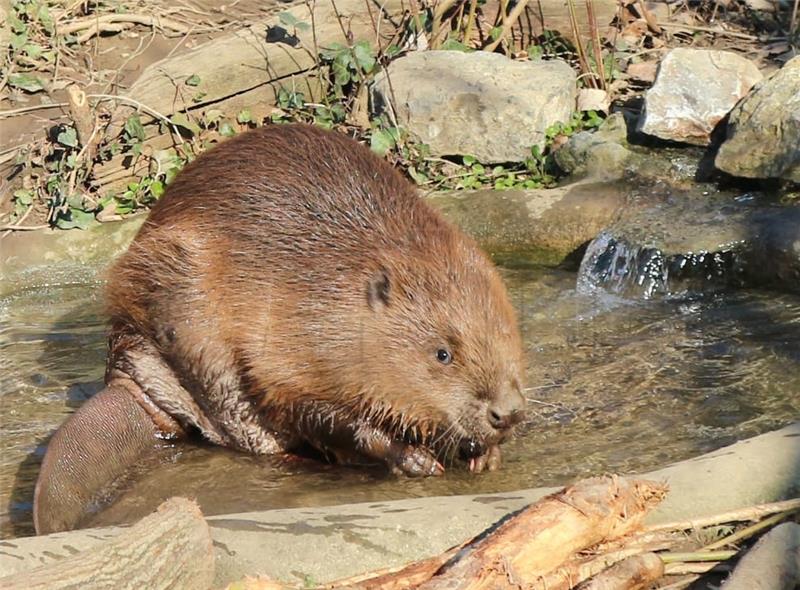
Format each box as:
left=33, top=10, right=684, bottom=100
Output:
left=463, top=0, right=479, bottom=45
left=0, top=202, right=35, bottom=235
left=663, top=562, right=732, bottom=575
left=482, top=0, right=531, bottom=51
left=0, top=208, right=48, bottom=232
left=647, top=498, right=800, bottom=533
left=59, top=13, right=195, bottom=37
left=431, top=0, right=460, bottom=47
left=586, top=0, right=606, bottom=90
left=657, top=21, right=758, bottom=40
left=702, top=508, right=800, bottom=551
left=564, top=0, right=596, bottom=87
left=660, top=550, right=738, bottom=563
left=0, top=103, right=71, bottom=118
left=86, top=94, right=184, bottom=144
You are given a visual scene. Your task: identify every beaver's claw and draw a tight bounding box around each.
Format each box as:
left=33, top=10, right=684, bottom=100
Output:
left=468, top=444, right=502, bottom=473
left=391, top=444, right=444, bottom=477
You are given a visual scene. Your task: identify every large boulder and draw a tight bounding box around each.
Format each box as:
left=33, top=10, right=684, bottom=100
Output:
left=715, top=56, right=800, bottom=183
left=371, top=51, right=576, bottom=162
left=638, top=48, right=762, bottom=146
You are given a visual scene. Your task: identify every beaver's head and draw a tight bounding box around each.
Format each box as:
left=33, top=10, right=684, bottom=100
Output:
left=352, top=236, right=527, bottom=464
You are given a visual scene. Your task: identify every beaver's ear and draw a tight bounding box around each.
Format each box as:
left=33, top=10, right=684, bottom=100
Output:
left=366, top=268, right=391, bottom=309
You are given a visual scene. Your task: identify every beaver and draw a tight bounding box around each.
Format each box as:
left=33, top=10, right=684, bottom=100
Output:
left=33, top=123, right=527, bottom=534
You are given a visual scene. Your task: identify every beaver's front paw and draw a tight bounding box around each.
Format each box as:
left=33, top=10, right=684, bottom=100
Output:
left=391, top=445, right=444, bottom=477
left=468, top=444, right=502, bottom=473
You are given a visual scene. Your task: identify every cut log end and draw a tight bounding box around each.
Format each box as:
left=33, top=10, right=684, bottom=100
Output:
left=0, top=496, right=214, bottom=590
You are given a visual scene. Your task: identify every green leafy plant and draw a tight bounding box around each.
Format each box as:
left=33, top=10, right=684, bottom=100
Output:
left=5, top=0, right=68, bottom=95
left=320, top=40, right=377, bottom=97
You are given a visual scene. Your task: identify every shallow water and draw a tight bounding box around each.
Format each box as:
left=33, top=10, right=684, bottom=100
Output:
left=2, top=264, right=799, bottom=536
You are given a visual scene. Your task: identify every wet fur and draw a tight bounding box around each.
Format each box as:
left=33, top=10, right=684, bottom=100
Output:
left=105, top=124, right=526, bottom=466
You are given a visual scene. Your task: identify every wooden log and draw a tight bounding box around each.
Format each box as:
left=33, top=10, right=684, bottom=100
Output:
left=0, top=497, right=215, bottom=590
left=478, top=0, right=618, bottom=49
left=417, top=476, right=667, bottom=590
left=574, top=553, right=664, bottom=590
left=721, top=522, right=800, bottom=590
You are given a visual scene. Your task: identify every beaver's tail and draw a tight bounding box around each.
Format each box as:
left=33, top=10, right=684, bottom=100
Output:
left=33, top=378, right=172, bottom=534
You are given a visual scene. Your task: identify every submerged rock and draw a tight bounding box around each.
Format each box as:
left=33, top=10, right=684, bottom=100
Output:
left=715, top=56, right=800, bottom=183
left=427, top=181, right=626, bottom=266
left=638, top=48, right=762, bottom=146
left=746, top=207, right=800, bottom=288
left=371, top=51, right=576, bottom=162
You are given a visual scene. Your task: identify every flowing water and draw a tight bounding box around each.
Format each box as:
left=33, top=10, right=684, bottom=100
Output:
left=2, top=259, right=799, bottom=537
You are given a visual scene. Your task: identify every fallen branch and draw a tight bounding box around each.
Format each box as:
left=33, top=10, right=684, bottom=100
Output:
left=58, top=13, right=199, bottom=42
left=656, top=22, right=758, bottom=40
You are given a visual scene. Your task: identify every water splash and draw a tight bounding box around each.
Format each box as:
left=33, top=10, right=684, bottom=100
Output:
left=577, top=230, right=748, bottom=299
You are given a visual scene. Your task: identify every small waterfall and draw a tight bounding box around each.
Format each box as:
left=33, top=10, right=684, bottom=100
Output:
left=577, top=230, right=749, bottom=299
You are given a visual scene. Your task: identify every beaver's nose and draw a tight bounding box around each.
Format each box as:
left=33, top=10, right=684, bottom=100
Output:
left=487, top=390, right=526, bottom=430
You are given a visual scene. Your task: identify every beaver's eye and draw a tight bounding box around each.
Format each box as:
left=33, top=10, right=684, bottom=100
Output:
left=436, top=348, right=453, bottom=364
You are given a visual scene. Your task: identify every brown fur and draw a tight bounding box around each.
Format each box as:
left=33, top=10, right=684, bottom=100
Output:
left=105, top=124, right=526, bottom=469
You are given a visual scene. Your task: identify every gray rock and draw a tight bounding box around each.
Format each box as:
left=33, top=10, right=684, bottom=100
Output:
left=638, top=48, right=763, bottom=146
left=371, top=51, right=576, bottom=162
left=715, top=56, right=800, bottom=182
left=746, top=207, right=800, bottom=288
left=740, top=0, right=782, bottom=11
left=554, top=112, right=633, bottom=179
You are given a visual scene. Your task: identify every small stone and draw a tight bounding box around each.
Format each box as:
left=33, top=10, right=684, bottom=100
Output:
left=644, top=1, right=671, bottom=20
left=715, top=55, right=800, bottom=183
left=555, top=113, right=632, bottom=180
left=626, top=61, right=658, bottom=83
left=638, top=48, right=763, bottom=145
left=371, top=51, right=576, bottom=163
left=742, top=0, right=778, bottom=11
left=577, top=88, right=610, bottom=113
